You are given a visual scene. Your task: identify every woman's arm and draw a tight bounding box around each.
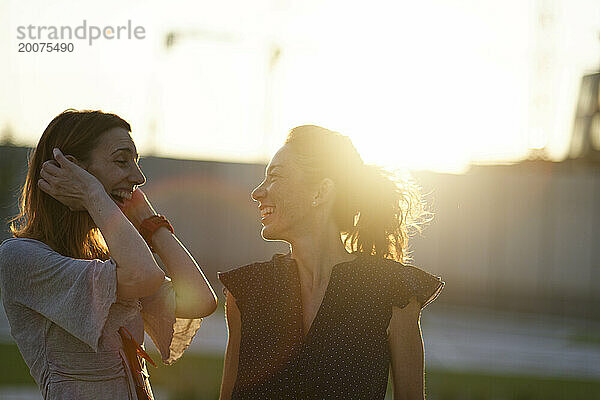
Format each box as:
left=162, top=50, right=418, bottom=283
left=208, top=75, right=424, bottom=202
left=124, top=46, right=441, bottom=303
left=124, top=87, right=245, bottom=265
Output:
left=151, top=229, right=217, bottom=318
left=388, top=296, right=425, bottom=400
left=121, top=189, right=217, bottom=319
left=39, top=149, right=165, bottom=299
left=220, top=291, right=241, bottom=400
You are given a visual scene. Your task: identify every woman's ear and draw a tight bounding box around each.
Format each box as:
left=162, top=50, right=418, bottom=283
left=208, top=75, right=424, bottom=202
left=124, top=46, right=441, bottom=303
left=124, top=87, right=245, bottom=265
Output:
left=315, top=178, right=335, bottom=205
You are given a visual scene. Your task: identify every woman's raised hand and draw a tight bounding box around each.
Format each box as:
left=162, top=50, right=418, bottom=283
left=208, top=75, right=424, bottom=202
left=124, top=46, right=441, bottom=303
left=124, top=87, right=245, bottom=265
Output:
left=119, top=188, right=156, bottom=229
left=38, top=148, right=104, bottom=211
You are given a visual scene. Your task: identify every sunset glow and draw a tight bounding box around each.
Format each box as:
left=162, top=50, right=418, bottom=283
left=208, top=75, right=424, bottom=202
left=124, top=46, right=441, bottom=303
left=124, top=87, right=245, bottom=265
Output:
left=1, top=0, right=599, bottom=173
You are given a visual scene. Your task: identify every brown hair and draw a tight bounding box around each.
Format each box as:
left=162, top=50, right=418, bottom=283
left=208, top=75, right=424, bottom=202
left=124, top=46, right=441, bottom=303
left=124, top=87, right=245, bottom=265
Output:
left=285, top=125, right=431, bottom=263
left=10, top=109, right=131, bottom=259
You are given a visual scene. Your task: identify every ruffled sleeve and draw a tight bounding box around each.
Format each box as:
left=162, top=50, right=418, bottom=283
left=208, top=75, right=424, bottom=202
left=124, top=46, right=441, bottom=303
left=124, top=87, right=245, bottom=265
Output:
left=217, top=263, right=257, bottom=305
left=388, top=262, right=444, bottom=310
left=139, top=277, right=202, bottom=365
left=0, top=238, right=117, bottom=352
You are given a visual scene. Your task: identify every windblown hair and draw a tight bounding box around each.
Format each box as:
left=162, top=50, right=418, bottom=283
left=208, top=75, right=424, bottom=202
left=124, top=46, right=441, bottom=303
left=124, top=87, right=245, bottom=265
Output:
left=285, top=125, right=431, bottom=263
left=10, top=109, right=131, bottom=260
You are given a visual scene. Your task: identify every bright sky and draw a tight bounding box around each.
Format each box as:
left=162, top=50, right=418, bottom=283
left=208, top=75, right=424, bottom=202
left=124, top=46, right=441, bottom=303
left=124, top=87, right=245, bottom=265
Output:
left=1, top=0, right=599, bottom=173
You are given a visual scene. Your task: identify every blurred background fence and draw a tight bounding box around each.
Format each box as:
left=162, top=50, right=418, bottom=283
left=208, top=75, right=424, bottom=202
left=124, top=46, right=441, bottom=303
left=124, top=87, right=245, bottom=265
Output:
left=1, top=143, right=600, bottom=399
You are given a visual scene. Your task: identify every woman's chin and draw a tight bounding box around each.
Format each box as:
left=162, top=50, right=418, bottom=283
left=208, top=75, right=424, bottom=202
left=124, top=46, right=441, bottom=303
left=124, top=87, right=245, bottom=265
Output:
left=261, top=225, right=280, bottom=241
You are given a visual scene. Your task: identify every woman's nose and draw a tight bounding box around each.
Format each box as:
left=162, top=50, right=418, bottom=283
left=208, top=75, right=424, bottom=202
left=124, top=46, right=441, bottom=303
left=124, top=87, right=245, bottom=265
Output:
left=251, top=181, right=266, bottom=201
left=131, top=163, right=146, bottom=186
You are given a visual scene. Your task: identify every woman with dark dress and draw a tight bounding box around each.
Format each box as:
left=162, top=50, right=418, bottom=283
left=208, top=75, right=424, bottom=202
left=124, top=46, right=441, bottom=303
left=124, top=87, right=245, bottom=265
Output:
left=218, top=125, right=444, bottom=400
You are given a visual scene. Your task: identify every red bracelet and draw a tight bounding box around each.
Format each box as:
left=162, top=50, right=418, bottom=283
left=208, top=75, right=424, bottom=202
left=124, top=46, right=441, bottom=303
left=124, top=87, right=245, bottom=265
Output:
left=139, top=215, right=174, bottom=252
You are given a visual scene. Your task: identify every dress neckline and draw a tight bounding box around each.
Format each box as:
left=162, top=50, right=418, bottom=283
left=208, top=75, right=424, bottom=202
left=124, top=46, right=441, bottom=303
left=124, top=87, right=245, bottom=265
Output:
left=278, top=253, right=359, bottom=339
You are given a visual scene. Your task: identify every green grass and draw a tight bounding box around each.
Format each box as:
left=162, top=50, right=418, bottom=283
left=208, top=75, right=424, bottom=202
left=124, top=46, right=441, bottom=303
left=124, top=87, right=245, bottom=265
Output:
left=0, top=342, right=36, bottom=385
left=568, top=331, right=600, bottom=346
left=426, top=369, right=600, bottom=400
left=2, top=342, right=600, bottom=399
left=147, top=350, right=223, bottom=400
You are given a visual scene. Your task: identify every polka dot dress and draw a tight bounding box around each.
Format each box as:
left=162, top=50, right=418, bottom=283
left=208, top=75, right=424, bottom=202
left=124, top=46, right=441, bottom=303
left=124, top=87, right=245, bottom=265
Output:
left=218, top=252, right=444, bottom=400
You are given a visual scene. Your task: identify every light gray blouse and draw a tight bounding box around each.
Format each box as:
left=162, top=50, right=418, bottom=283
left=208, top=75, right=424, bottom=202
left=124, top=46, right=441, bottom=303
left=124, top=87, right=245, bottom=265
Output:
left=0, top=238, right=202, bottom=400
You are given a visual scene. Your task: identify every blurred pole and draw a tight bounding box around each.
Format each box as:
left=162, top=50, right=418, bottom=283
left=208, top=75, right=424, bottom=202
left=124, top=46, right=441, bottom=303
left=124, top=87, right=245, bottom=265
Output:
left=569, top=73, right=600, bottom=160
left=527, top=0, right=558, bottom=158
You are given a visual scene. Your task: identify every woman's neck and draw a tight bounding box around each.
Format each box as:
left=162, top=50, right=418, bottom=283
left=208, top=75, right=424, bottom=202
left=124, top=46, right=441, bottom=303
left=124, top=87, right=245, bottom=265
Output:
left=289, top=222, right=355, bottom=290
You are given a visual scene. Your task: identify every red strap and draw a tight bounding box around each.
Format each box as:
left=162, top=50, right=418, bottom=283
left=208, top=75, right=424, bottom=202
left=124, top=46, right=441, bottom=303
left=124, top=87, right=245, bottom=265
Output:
left=118, top=326, right=157, bottom=367
left=138, top=215, right=174, bottom=252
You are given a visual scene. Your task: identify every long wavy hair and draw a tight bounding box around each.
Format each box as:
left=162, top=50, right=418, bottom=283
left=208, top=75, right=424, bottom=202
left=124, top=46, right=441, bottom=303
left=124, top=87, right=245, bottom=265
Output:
left=10, top=109, right=131, bottom=260
left=285, top=125, right=431, bottom=263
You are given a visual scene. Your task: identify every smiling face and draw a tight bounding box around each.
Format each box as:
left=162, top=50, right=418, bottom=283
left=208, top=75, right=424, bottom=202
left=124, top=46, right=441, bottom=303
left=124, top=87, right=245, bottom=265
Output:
left=84, top=127, right=146, bottom=207
left=251, top=145, right=317, bottom=242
